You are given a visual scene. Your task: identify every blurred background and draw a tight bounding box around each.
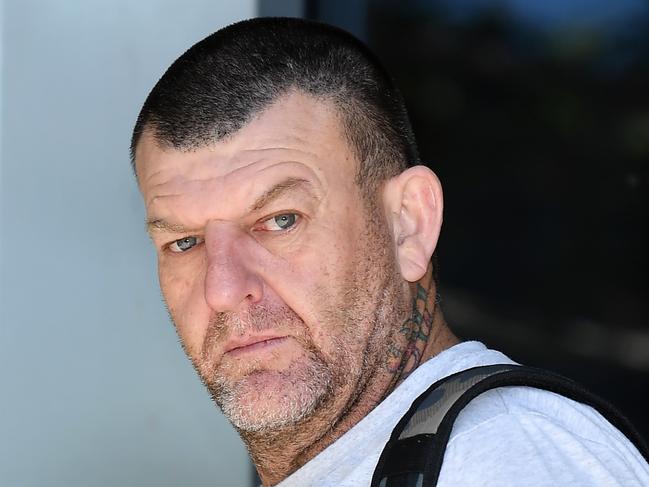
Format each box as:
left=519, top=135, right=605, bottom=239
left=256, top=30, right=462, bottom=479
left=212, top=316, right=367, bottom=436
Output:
left=1, top=1, right=647, bottom=486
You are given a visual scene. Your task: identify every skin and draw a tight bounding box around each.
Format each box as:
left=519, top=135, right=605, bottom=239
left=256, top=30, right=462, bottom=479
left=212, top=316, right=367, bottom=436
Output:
left=135, top=90, right=458, bottom=485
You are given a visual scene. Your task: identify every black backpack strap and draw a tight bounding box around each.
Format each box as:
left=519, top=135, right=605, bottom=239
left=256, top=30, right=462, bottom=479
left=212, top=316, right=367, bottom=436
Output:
left=370, top=364, right=649, bottom=487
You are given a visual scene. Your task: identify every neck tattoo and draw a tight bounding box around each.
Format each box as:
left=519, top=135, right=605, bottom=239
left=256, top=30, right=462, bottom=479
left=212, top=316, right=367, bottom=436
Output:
left=385, top=266, right=437, bottom=387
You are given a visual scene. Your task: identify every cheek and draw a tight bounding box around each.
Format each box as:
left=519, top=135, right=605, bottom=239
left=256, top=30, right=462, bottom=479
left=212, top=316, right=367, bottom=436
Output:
left=287, top=236, right=362, bottom=346
left=158, top=257, right=210, bottom=355
left=159, top=258, right=192, bottom=311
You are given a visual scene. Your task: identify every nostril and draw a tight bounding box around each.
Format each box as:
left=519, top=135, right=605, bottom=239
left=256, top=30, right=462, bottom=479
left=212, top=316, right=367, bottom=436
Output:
left=204, top=260, right=264, bottom=312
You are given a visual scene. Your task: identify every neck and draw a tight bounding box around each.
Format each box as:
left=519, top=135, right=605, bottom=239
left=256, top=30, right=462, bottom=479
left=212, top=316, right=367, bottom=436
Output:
left=247, top=264, right=458, bottom=486
left=384, top=264, right=459, bottom=391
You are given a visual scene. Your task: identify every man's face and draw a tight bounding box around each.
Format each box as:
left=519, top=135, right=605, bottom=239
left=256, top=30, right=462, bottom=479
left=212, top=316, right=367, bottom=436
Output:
left=136, top=91, right=409, bottom=432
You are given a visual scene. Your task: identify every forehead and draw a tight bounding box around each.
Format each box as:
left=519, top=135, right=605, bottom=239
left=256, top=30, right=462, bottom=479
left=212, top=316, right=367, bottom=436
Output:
left=135, top=91, right=358, bottom=207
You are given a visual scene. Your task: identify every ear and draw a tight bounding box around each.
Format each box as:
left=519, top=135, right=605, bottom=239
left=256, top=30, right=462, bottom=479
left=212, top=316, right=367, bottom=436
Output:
left=382, top=165, right=443, bottom=282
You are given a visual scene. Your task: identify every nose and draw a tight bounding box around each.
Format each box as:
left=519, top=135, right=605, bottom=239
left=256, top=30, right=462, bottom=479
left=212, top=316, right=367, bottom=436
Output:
left=203, top=222, right=264, bottom=312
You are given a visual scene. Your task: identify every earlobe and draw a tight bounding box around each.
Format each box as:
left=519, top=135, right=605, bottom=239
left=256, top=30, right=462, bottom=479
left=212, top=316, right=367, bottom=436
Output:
left=383, top=166, right=443, bottom=282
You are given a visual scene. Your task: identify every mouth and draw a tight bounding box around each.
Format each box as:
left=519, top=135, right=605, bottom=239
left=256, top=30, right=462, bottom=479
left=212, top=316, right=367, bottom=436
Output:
left=224, top=336, right=289, bottom=358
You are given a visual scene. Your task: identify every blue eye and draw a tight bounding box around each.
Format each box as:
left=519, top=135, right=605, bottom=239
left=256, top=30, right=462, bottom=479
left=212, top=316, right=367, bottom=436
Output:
left=274, top=214, right=296, bottom=229
left=169, top=236, right=203, bottom=253
left=259, top=213, right=300, bottom=232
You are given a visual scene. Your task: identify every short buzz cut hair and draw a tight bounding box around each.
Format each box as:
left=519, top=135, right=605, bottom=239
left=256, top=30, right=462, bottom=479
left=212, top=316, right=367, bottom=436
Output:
left=130, top=17, right=421, bottom=198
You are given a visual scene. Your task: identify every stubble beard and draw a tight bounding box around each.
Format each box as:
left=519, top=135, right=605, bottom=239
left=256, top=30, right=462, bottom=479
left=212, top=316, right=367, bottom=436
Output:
left=215, top=349, right=336, bottom=433
left=174, top=205, right=409, bottom=434
left=199, top=302, right=350, bottom=433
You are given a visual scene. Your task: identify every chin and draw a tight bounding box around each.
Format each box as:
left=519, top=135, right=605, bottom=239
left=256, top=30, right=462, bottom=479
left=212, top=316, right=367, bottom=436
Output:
left=211, top=360, right=333, bottom=433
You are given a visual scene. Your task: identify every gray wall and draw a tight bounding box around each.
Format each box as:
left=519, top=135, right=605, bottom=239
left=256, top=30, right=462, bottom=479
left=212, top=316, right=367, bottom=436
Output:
left=0, top=1, right=255, bottom=485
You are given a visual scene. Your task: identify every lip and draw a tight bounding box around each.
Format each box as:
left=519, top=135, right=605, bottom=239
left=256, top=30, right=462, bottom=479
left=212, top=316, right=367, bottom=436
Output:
left=224, top=335, right=289, bottom=357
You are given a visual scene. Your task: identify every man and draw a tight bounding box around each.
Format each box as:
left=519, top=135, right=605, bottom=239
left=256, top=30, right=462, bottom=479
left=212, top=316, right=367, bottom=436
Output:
left=131, top=17, right=649, bottom=486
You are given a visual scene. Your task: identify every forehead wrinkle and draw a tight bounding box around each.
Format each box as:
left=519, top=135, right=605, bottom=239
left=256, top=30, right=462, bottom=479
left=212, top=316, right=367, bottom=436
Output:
left=144, top=157, right=267, bottom=211
left=234, top=147, right=321, bottom=174
left=248, top=177, right=316, bottom=212
left=144, top=141, right=320, bottom=190
left=146, top=161, right=324, bottom=233
left=145, top=156, right=261, bottom=193
left=147, top=159, right=322, bottom=201
left=235, top=135, right=318, bottom=155
left=237, top=144, right=313, bottom=154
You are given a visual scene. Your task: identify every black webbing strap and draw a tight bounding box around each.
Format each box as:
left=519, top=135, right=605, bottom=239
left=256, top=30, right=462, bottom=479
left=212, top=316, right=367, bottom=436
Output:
left=370, top=364, right=649, bottom=487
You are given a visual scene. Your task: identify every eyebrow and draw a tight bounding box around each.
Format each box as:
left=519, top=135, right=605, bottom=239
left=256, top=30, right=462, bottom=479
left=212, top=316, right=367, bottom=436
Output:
left=146, top=219, right=197, bottom=234
left=248, top=177, right=314, bottom=212
left=146, top=176, right=315, bottom=234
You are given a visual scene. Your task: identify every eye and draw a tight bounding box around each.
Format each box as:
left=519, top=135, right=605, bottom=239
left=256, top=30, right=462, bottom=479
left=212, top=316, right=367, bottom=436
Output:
left=168, top=236, right=204, bottom=253
left=258, top=213, right=300, bottom=232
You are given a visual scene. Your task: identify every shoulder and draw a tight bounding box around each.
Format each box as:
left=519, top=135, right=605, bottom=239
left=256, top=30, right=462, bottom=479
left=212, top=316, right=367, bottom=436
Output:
left=438, top=386, right=649, bottom=486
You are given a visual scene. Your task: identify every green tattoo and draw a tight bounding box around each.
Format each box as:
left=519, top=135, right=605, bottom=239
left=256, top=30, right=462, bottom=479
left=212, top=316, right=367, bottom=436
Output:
left=386, top=278, right=436, bottom=380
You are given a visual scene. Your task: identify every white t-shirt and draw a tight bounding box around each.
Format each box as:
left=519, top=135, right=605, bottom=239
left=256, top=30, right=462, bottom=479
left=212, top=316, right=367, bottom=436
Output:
left=277, top=341, right=649, bottom=486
